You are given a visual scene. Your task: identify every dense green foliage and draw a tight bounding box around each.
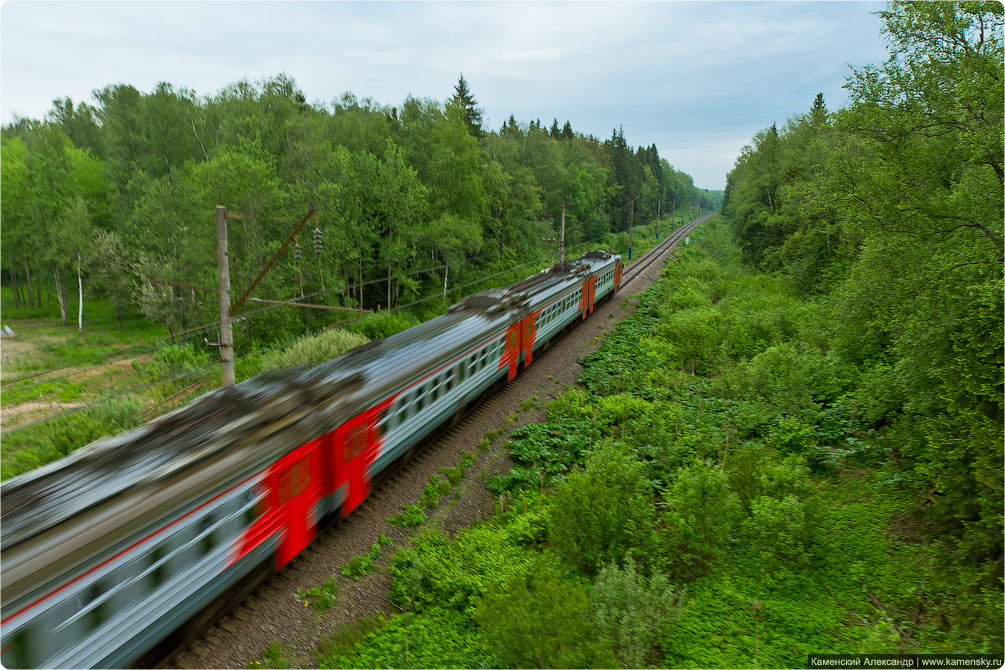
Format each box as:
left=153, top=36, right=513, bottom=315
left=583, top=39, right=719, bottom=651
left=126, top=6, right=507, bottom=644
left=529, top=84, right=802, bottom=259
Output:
left=722, top=1, right=1003, bottom=624
left=316, top=214, right=1001, bottom=668
left=317, top=217, right=1000, bottom=668
left=2, top=73, right=718, bottom=352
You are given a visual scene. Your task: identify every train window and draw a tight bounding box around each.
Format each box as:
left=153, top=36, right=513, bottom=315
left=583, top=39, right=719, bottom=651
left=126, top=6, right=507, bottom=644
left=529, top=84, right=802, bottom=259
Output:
left=150, top=543, right=168, bottom=588
left=432, top=381, right=440, bottom=402
left=86, top=581, right=108, bottom=631
left=5, top=627, right=31, bottom=668
left=417, top=387, right=426, bottom=411
left=198, top=513, right=215, bottom=556
left=292, top=455, right=310, bottom=496
left=446, top=368, right=455, bottom=391
left=347, top=425, right=367, bottom=461
left=459, top=360, right=467, bottom=382
left=240, top=492, right=258, bottom=528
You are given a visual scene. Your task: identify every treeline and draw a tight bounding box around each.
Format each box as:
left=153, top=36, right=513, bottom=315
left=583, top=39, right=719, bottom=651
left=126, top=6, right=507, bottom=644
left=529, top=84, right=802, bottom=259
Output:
left=723, top=1, right=1002, bottom=623
left=1, top=73, right=720, bottom=347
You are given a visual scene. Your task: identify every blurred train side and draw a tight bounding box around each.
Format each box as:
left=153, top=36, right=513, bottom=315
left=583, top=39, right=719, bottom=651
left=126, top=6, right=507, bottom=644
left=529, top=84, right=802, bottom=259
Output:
left=0, top=251, right=622, bottom=669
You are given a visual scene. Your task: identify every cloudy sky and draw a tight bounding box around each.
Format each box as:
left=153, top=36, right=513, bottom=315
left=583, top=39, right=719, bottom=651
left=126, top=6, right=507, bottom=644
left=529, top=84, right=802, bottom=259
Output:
left=1, top=1, right=888, bottom=190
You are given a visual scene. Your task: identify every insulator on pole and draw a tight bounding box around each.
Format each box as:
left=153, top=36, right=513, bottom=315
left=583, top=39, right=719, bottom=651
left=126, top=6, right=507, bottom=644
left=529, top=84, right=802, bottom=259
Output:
left=295, top=240, right=302, bottom=261
left=313, top=227, right=323, bottom=254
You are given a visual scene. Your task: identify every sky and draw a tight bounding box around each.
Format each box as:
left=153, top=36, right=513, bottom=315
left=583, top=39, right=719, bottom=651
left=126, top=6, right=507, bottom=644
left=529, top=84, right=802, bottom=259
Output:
left=0, top=1, right=888, bottom=191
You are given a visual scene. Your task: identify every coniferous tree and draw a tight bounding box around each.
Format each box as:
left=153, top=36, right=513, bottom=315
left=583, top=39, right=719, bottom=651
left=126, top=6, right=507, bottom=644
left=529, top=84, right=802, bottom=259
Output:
left=449, top=73, right=483, bottom=138
left=562, top=120, right=573, bottom=140
left=809, top=92, right=828, bottom=126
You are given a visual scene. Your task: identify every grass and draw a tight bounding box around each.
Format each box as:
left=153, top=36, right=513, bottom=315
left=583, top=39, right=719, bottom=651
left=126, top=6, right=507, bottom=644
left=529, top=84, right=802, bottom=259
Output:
left=388, top=503, right=427, bottom=528
left=340, top=543, right=386, bottom=580
left=296, top=577, right=339, bottom=612
left=419, top=475, right=452, bottom=509
left=315, top=614, right=387, bottom=666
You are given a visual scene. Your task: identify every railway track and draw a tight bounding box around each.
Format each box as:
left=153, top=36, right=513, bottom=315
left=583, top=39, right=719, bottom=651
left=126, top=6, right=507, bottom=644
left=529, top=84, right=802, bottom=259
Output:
left=160, top=215, right=708, bottom=669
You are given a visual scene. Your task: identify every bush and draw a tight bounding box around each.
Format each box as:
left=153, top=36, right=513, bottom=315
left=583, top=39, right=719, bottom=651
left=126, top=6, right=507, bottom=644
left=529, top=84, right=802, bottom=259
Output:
left=548, top=442, right=657, bottom=574
left=340, top=544, right=383, bottom=579
left=419, top=474, right=452, bottom=509
left=258, top=328, right=369, bottom=370
left=345, top=311, right=418, bottom=340
left=387, top=521, right=534, bottom=614
left=593, top=557, right=685, bottom=668
left=475, top=556, right=617, bottom=669
left=318, top=608, right=492, bottom=669
left=296, top=576, right=338, bottom=611
left=661, top=460, right=743, bottom=579
left=485, top=418, right=598, bottom=494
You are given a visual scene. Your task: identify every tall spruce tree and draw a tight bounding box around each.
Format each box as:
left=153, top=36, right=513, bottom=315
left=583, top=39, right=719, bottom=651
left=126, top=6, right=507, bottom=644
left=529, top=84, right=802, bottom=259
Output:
left=809, top=92, right=827, bottom=126
left=450, top=73, right=483, bottom=138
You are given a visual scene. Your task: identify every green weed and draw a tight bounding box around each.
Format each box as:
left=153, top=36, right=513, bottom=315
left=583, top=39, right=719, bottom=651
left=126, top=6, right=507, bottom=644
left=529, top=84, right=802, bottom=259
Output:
left=296, top=576, right=339, bottom=612
left=340, top=543, right=384, bottom=580
left=420, top=475, right=452, bottom=509
left=387, top=503, right=426, bottom=528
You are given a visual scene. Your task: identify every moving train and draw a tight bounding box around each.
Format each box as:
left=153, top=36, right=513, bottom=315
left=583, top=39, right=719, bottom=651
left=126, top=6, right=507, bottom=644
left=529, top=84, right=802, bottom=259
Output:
left=0, top=250, right=623, bottom=669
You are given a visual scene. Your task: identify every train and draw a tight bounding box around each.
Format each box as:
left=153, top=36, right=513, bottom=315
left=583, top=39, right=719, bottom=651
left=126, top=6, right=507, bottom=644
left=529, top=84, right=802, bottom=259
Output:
left=0, top=250, right=623, bottom=669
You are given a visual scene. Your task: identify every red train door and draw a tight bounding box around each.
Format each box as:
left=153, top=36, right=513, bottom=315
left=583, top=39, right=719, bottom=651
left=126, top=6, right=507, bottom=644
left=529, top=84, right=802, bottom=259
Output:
left=233, top=438, right=324, bottom=569
left=333, top=398, right=392, bottom=517
left=521, top=312, right=539, bottom=366
left=274, top=446, right=317, bottom=566
left=614, top=260, right=623, bottom=291
left=501, top=323, right=521, bottom=380
left=578, top=277, right=597, bottom=319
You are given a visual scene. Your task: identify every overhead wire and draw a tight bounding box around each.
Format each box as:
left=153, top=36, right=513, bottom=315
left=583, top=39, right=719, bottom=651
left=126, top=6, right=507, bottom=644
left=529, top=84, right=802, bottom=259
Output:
left=2, top=198, right=652, bottom=395
left=2, top=214, right=685, bottom=436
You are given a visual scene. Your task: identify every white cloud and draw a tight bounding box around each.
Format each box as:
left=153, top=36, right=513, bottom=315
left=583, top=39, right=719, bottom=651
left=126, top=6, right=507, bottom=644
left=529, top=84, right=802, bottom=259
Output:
left=1, top=0, right=888, bottom=190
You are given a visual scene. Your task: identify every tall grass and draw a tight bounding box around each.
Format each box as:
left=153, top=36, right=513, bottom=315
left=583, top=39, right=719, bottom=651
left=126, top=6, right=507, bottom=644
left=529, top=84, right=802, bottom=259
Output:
left=258, top=328, right=370, bottom=370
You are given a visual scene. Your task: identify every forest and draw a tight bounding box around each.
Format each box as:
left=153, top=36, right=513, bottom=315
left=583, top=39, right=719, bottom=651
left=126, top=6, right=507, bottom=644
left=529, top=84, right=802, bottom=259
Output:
left=0, top=66, right=718, bottom=478
left=257, top=3, right=1000, bottom=667
left=0, top=71, right=719, bottom=346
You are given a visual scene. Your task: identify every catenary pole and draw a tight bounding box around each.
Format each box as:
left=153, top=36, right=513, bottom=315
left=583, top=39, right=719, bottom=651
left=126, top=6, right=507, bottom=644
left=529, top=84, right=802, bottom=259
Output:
left=560, top=200, right=566, bottom=262
left=628, top=200, right=634, bottom=261
left=215, top=206, right=235, bottom=386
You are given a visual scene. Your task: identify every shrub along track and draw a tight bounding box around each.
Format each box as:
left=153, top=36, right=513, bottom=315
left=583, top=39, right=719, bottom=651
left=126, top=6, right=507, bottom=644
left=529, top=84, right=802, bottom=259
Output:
left=162, top=216, right=708, bottom=669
